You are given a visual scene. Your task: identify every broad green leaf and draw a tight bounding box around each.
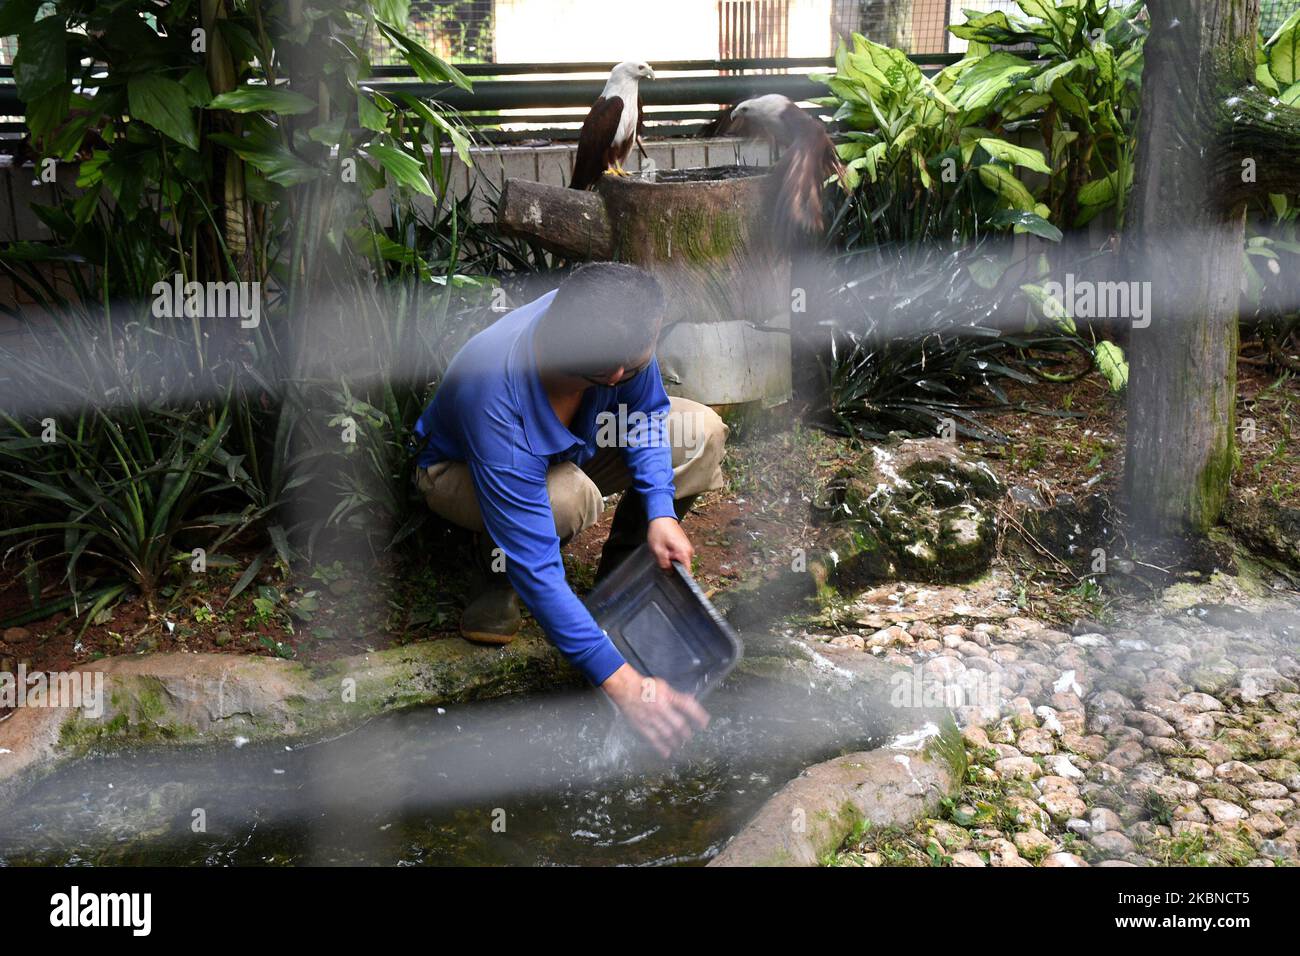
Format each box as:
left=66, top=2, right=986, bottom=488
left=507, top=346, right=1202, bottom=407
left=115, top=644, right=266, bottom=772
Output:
left=1281, top=81, right=1300, bottom=107
left=1093, top=341, right=1128, bottom=392
left=1077, top=166, right=1131, bottom=206
left=357, top=91, right=390, bottom=132
left=1268, top=10, right=1300, bottom=85
left=127, top=74, right=199, bottom=150
left=989, top=209, right=1062, bottom=241
left=373, top=0, right=410, bottom=24
left=209, top=133, right=321, bottom=186
left=1021, top=283, right=1077, bottom=334
left=1000, top=91, right=1051, bottom=122
left=978, top=163, right=1037, bottom=211
left=1016, top=0, right=1066, bottom=34
left=367, top=142, right=434, bottom=197
left=948, top=52, right=1036, bottom=113
left=13, top=15, right=66, bottom=102
left=1265, top=8, right=1300, bottom=49
left=966, top=134, right=1050, bottom=173
left=208, top=85, right=317, bottom=115
left=950, top=11, right=1017, bottom=43
left=1030, top=57, right=1085, bottom=94
left=395, top=92, right=473, bottom=166
left=376, top=19, right=471, bottom=91
left=0, top=0, right=44, bottom=35
left=180, top=68, right=213, bottom=107
left=1257, top=62, right=1280, bottom=94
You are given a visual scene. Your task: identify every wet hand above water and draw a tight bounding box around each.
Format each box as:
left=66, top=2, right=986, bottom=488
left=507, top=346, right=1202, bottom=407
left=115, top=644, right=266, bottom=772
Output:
left=600, top=663, right=710, bottom=758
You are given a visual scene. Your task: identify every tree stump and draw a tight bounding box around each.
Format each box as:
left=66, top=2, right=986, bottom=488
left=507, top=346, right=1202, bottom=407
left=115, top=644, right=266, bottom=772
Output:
left=498, top=167, right=791, bottom=409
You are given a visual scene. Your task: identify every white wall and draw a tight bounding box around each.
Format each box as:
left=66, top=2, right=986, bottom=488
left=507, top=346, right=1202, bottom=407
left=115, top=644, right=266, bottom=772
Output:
left=494, top=0, right=835, bottom=63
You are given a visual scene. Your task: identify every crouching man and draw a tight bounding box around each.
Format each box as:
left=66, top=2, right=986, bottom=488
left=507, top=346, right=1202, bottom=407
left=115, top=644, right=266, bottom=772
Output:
left=412, top=263, right=730, bottom=756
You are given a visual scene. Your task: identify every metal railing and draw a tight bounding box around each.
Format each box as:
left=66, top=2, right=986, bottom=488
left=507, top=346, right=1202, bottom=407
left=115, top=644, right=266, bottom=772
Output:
left=0, top=54, right=967, bottom=143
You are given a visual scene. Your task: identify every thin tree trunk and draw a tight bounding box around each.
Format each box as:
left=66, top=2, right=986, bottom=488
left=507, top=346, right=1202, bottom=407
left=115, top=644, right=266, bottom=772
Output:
left=1123, top=0, right=1257, bottom=535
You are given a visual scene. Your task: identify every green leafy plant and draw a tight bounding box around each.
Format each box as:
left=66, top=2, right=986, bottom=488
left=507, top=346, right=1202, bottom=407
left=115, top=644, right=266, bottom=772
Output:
left=821, top=243, right=1093, bottom=440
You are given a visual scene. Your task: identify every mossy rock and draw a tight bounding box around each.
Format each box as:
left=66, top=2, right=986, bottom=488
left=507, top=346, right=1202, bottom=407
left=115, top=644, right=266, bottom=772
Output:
left=810, top=439, right=1000, bottom=587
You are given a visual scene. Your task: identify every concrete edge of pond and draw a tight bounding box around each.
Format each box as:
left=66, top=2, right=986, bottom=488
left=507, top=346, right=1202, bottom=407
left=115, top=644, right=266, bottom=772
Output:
left=0, top=631, right=583, bottom=809
left=708, top=720, right=964, bottom=867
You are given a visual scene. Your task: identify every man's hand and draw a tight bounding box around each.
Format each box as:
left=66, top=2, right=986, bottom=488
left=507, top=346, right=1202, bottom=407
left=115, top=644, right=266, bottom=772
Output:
left=600, top=663, right=710, bottom=758
left=647, top=515, right=693, bottom=571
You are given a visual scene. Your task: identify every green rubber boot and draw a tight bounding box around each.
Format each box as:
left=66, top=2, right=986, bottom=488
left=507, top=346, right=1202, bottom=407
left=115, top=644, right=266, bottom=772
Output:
left=460, top=533, right=521, bottom=646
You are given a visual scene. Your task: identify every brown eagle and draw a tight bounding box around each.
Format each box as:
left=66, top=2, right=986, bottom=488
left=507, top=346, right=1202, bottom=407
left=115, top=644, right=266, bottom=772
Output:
left=569, top=61, right=655, bottom=190
left=728, top=94, right=846, bottom=243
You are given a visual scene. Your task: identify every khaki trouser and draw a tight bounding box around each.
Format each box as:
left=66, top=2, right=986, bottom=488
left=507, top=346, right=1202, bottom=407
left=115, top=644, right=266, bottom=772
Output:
left=416, top=396, right=729, bottom=538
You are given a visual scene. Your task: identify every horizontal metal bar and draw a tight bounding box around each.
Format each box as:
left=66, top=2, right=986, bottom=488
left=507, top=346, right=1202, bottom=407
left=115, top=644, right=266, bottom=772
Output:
left=369, top=73, right=830, bottom=110
left=368, top=56, right=839, bottom=77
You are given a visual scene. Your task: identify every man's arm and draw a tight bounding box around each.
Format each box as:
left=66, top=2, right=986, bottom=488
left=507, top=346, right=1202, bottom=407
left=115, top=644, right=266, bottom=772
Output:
left=466, top=455, right=624, bottom=684
left=465, top=454, right=708, bottom=756
left=615, top=356, right=675, bottom=522
left=616, top=357, right=694, bottom=571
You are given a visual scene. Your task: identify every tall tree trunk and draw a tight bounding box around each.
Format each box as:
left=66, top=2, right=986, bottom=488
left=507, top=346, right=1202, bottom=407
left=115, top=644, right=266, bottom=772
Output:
left=1123, top=0, right=1257, bottom=536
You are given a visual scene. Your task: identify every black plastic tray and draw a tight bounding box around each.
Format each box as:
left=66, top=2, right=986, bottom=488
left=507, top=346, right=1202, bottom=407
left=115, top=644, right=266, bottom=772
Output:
left=583, top=543, right=742, bottom=700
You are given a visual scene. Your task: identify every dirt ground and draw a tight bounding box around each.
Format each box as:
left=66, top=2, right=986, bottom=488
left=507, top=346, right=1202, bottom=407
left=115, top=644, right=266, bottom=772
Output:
left=1, top=361, right=1296, bottom=683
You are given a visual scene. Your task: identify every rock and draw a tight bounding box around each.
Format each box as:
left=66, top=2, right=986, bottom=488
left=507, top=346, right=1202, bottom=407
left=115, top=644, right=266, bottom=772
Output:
left=1061, top=733, right=1108, bottom=761
left=962, top=725, right=990, bottom=749
left=1039, top=791, right=1087, bottom=823
left=994, top=756, right=1041, bottom=781
left=1202, top=799, right=1249, bottom=824
left=1127, top=711, right=1177, bottom=738
left=828, top=634, right=866, bottom=650
left=1041, top=852, right=1090, bottom=867
left=1088, top=807, right=1124, bottom=833
left=984, top=838, right=1025, bottom=867
left=1018, top=728, right=1056, bottom=756
left=1146, top=736, right=1184, bottom=756
left=1249, top=798, right=1294, bottom=815
left=1043, top=754, right=1085, bottom=779
left=1039, top=775, right=1079, bottom=796
left=1104, top=741, right=1146, bottom=769
left=1013, top=828, right=1056, bottom=858
left=1090, top=830, right=1136, bottom=857
left=1247, top=812, right=1287, bottom=838
left=1253, top=759, right=1300, bottom=783
left=1239, top=668, right=1290, bottom=704
left=1188, top=663, right=1238, bottom=697
left=1259, top=839, right=1298, bottom=861
left=1173, top=804, right=1208, bottom=824
left=950, top=850, right=986, bottom=867
left=1180, top=692, right=1224, bottom=713
left=923, top=819, right=973, bottom=851
left=710, top=742, right=959, bottom=867
left=1215, top=761, right=1262, bottom=785
left=1006, top=795, right=1049, bottom=831
left=813, top=440, right=1001, bottom=586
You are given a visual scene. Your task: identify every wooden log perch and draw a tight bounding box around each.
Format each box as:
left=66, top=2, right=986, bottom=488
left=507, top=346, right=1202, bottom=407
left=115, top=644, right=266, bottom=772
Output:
left=498, top=179, right=613, bottom=260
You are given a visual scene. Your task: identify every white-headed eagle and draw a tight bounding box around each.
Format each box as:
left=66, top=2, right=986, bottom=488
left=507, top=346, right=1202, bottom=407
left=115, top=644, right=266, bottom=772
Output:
left=570, top=61, right=656, bottom=190
left=728, top=93, right=846, bottom=243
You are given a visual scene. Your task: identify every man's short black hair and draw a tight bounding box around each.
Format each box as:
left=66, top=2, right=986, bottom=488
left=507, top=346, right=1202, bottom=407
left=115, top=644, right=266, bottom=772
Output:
left=538, top=262, right=666, bottom=375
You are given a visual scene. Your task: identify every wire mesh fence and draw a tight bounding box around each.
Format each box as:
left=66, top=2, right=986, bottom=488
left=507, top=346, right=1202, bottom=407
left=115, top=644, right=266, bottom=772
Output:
left=3, top=3, right=1300, bottom=69
left=367, top=0, right=494, bottom=64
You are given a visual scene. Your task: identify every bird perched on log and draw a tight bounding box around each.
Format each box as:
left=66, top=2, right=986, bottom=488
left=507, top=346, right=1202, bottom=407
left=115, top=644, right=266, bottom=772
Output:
left=728, top=93, right=846, bottom=245
left=569, top=61, right=655, bottom=190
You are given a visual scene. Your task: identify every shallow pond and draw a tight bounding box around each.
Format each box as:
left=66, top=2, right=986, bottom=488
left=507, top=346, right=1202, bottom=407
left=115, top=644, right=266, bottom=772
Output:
left=0, top=676, right=883, bottom=866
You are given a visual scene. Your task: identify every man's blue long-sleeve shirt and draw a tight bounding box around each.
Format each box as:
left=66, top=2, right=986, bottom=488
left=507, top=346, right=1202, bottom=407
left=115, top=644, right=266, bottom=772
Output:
left=412, top=289, right=676, bottom=685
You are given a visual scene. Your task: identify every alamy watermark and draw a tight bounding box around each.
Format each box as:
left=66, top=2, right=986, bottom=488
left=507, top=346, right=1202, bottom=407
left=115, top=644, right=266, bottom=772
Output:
left=594, top=405, right=712, bottom=460
left=1041, top=273, right=1151, bottom=329
left=151, top=274, right=261, bottom=328
left=889, top=664, right=1002, bottom=710
left=1, top=665, right=104, bottom=719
